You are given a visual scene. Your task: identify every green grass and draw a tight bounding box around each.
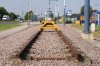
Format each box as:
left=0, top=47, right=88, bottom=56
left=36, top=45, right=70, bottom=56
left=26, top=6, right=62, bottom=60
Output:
left=0, top=24, right=21, bottom=31
left=0, top=20, right=17, bottom=22
left=72, top=24, right=100, bottom=38
left=93, top=26, right=100, bottom=37
left=93, top=32, right=100, bottom=37
left=96, top=26, right=100, bottom=30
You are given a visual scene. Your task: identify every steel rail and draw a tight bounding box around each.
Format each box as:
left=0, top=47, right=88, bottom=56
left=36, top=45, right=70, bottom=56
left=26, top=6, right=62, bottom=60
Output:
left=57, top=30, right=78, bottom=59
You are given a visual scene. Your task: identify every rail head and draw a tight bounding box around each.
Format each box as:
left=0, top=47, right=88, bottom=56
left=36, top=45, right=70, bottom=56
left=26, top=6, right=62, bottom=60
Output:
left=57, top=31, right=78, bottom=59
left=16, top=30, right=42, bottom=58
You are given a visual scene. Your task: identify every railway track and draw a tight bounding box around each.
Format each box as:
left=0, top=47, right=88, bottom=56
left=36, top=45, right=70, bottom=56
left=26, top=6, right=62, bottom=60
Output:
left=10, top=29, right=91, bottom=66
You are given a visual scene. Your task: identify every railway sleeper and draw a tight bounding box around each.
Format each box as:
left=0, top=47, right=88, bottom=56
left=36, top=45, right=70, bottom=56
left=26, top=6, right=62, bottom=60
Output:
left=31, top=57, right=66, bottom=60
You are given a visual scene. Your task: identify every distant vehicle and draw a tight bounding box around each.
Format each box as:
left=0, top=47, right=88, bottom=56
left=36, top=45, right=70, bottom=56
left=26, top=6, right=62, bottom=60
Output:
left=16, top=16, right=24, bottom=22
left=2, top=15, right=10, bottom=20
left=17, top=16, right=24, bottom=20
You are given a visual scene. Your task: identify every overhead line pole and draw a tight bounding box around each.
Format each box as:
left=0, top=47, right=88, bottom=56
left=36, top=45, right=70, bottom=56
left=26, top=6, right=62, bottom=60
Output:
left=84, top=0, right=90, bottom=33
left=64, top=0, right=66, bottom=26
left=57, top=0, right=59, bottom=18
left=28, top=1, right=30, bottom=27
left=28, top=0, right=32, bottom=28
left=57, top=0, right=59, bottom=23
left=49, top=0, right=51, bottom=11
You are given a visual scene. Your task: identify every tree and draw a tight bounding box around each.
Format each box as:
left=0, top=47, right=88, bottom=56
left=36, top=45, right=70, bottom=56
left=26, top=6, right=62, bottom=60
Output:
left=80, top=6, right=97, bottom=17
left=9, top=12, right=17, bottom=20
left=0, top=7, right=9, bottom=20
left=24, top=11, right=34, bottom=20
left=24, top=12, right=29, bottom=20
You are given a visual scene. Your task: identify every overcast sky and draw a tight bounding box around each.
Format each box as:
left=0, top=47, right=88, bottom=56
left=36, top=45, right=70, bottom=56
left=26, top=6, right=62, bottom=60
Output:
left=0, top=0, right=100, bottom=16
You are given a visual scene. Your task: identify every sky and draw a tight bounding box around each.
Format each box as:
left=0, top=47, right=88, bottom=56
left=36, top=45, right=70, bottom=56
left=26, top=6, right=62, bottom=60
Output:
left=0, top=0, right=100, bottom=17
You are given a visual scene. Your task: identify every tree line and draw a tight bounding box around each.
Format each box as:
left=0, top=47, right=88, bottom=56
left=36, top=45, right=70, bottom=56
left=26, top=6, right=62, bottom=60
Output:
left=71, top=6, right=97, bottom=18
left=0, top=6, right=35, bottom=20
left=0, top=7, right=18, bottom=20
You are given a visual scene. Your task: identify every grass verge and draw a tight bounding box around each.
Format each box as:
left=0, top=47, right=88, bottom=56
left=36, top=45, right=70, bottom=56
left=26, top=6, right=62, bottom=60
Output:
left=72, top=24, right=100, bottom=38
left=0, top=24, right=21, bottom=31
left=93, top=26, right=100, bottom=38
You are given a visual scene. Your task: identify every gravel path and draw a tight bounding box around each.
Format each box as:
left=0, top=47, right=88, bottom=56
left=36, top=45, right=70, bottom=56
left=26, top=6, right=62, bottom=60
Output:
left=0, top=25, right=28, bottom=39
left=0, top=22, right=41, bottom=39
left=0, top=24, right=42, bottom=66
left=57, top=24, right=100, bottom=66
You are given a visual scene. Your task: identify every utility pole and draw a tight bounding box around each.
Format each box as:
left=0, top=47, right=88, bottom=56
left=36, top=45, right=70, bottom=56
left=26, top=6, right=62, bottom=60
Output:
left=54, top=0, right=59, bottom=17
left=29, top=0, right=32, bottom=20
left=57, top=0, right=59, bottom=23
left=54, top=5, right=57, bottom=17
left=64, top=0, right=66, bottom=26
left=57, top=0, right=59, bottom=18
left=22, top=11, right=24, bottom=19
left=54, top=0, right=59, bottom=23
left=28, top=0, right=32, bottom=28
left=84, top=0, right=90, bottom=33
left=27, top=2, right=29, bottom=21
left=49, top=0, right=51, bottom=11
left=49, top=0, right=59, bottom=13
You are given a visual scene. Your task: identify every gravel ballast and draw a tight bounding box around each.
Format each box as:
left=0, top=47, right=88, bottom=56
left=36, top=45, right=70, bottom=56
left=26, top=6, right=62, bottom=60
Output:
left=0, top=25, right=42, bottom=66
left=57, top=24, right=100, bottom=66
left=0, top=24, right=94, bottom=66
left=6, top=29, right=91, bottom=66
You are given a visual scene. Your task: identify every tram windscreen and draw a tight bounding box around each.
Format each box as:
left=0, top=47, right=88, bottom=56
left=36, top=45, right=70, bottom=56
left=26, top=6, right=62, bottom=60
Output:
left=45, top=11, right=54, bottom=18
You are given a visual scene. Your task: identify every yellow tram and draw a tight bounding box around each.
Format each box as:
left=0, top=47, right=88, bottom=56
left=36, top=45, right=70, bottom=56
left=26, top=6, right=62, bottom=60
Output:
left=40, top=11, right=59, bottom=31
